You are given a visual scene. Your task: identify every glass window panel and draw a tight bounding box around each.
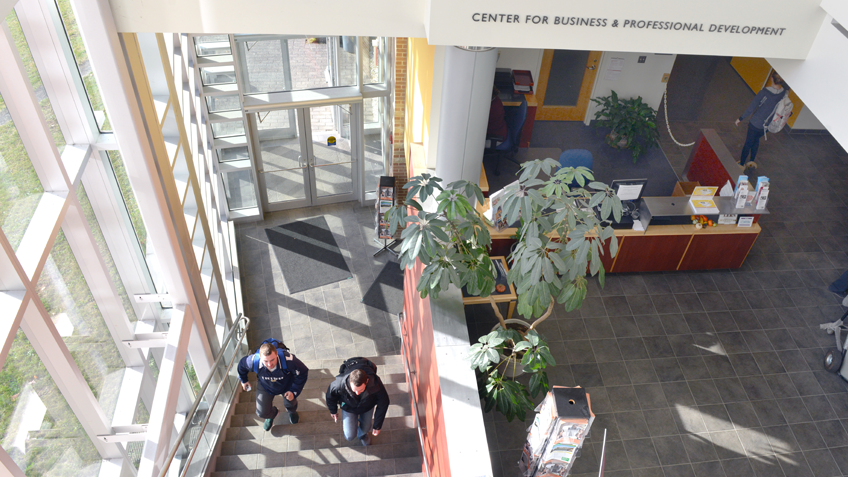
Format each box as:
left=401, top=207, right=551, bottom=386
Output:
left=147, top=352, right=160, bottom=382
left=5, top=11, right=66, bottom=154
left=310, top=106, right=353, bottom=198
left=125, top=395, right=148, bottom=469
left=184, top=358, right=201, bottom=399
left=240, top=36, right=357, bottom=94
left=105, top=151, right=168, bottom=298
left=240, top=39, right=288, bottom=94
left=76, top=184, right=138, bottom=322
left=54, top=0, right=111, bottom=132
left=37, top=230, right=126, bottom=421
left=334, top=37, right=357, bottom=87
left=200, top=66, right=236, bottom=86
left=256, top=109, right=293, bottom=138
left=206, top=95, right=240, bottom=113
left=211, top=120, right=245, bottom=139
left=217, top=146, right=248, bottom=163
left=362, top=36, right=385, bottom=84
left=0, top=90, right=44, bottom=252
left=194, top=35, right=230, bottom=57
left=0, top=328, right=102, bottom=476
left=223, top=170, right=257, bottom=210
left=363, top=97, right=385, bottom=193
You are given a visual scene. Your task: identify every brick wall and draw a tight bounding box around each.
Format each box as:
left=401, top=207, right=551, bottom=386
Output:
left=393, top=38, right=408, bottom=206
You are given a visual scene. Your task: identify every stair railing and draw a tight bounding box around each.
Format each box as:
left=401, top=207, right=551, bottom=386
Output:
left=158, top=313, right=251, bottom=477
left=397, top=311, right=431, bottom=477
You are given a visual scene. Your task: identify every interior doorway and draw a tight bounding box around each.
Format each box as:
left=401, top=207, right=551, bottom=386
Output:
left=535, top=50, right=601, bottom=121
left=250, top=102, right=359, bottom=211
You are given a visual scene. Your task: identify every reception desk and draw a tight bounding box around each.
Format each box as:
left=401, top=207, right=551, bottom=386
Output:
left=484, top=209, right=761, bottom=272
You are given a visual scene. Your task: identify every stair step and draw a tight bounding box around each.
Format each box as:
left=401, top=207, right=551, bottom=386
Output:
left=215, top=358, right=420, bottom=477
left=238, top=381, right=409, bottom=404
left=229, top=398, right=412, bottom=425
left=221, top=426, right=421, bottom=452
left=224, top=416, right=415, bottom=442
left=213, top=466, right=423, bottom=477
left=214, top=454, right=423, bottom=474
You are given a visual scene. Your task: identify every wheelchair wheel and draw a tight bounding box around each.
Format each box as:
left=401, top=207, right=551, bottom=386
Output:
left=824, top=348, right=843, bottom=373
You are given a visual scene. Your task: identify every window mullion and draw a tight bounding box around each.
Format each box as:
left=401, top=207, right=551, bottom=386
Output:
left=0, top=288, right=27, bottom=371
left=138, top=305, right=193, bottom=476
left=20, top=298, right=126, bottom=459
left=0, top=446, right=26, bottom=477
left=0, top=20, right=69, bottom=192
left=80, top=151, right=160, bottom=321
left=0, top=228, right=25, bottom=292
left=62, top=198, right=144, bottom=366
left=14, top=0, right=93, bottom=144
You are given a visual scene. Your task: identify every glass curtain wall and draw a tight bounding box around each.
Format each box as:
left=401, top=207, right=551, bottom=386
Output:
left=0, top=0, right=184, bottom=474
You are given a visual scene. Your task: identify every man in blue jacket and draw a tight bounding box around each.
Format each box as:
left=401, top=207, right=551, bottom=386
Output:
left=237, top=341, right=309, bottom=431
left=735, top=71, right=788, bottom=169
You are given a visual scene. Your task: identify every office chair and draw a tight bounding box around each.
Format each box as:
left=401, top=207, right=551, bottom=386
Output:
left=558, top=149, right=594, bottom=188
left=489, top=97, right=527, bottom=176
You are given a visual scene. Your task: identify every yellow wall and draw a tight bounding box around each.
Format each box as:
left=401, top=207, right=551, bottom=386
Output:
left=730, top=57, right=803, bottom=128
left=406, top=38, right=435, bottom=169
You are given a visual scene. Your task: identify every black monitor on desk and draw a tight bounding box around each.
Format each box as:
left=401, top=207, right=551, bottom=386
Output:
left=611, top=178, right=648, bottom=216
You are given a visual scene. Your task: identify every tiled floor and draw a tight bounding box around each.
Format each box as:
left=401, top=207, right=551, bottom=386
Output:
left=236, top=56, right=848, bottom=477
left=468, top=56, right=848, bottom=477
left=235, top=203, right=402, bottom=359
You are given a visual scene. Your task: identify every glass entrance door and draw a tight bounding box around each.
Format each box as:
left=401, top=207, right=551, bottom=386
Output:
left=252, top=103, right=358, bottom=211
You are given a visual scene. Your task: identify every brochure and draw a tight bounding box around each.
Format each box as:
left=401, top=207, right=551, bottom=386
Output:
left=691, top=186, right=718, bottom=197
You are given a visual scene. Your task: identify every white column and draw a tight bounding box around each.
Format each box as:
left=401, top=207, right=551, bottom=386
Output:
left=433, top=46, right=497, bottom=185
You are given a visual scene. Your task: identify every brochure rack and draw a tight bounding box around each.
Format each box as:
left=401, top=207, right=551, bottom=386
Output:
left=519, top=387, right=594, bottom=477
left=374, top=176, right=399, bottom=257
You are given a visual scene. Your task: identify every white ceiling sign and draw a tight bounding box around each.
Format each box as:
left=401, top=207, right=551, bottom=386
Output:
left=107, top=0, right=826, bottom=60
left=425, top=0, right=827, bottom=59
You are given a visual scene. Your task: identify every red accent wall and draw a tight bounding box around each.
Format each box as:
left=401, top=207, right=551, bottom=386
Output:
left=685, top=134, right=735, bottom=189
left=399, top=161, right=451, bottom=475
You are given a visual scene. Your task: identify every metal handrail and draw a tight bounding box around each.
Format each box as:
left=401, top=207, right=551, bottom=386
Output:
left=158, top=313, right=251, bottom=477
left=397, top=312, right=431, bottom=477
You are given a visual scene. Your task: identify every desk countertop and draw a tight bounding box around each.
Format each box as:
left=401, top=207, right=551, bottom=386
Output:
left=477, top=198, right=761, bottom=240
left=501, top=93, right=538, bottom=108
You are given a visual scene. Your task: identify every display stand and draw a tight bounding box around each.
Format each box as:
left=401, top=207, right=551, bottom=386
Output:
left=374, top=176, right=399, bottom=257
left=519, top=386, right=595, bottom=477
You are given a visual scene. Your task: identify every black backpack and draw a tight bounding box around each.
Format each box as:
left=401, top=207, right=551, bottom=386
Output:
left=338, top=357, right=377, bottom=377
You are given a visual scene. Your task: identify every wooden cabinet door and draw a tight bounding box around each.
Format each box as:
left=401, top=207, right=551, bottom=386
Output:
left=678, top=233, right=759, bottom=270
left=611, top=235, right=692, bottom=273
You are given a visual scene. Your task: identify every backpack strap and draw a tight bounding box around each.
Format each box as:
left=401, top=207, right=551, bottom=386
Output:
left=252, top=348, right=289, bottom=374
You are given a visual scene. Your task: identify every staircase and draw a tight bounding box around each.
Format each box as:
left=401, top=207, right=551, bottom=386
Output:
left=212, top=355, right=424, bottom=477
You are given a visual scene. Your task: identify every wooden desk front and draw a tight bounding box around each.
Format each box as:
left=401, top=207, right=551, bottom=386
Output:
left=479, top=199, right=760, bottom=272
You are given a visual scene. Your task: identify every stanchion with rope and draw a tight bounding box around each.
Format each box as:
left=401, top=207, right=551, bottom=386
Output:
left=662, top=88, right=695, bottom=147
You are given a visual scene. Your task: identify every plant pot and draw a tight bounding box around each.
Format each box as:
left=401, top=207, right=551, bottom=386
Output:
left=491, top=319, right=531, bottom=377
left=607, top=131, right=628, bottom=149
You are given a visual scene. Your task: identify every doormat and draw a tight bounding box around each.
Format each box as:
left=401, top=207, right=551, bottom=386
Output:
left=361, top=261, right=405, bottom=315
left=265, top=216, right=352, bottom=295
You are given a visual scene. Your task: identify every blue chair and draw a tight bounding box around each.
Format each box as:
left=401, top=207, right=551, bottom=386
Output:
left=558, top=149, right=593, bottom=171
left=490, top=97, right=527, bottom=176
left=558, top=149, right=593, bottom=188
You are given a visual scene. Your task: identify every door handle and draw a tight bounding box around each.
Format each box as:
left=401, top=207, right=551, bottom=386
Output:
left=297, top=155, right=302, bottom=168
left=587, top=66, right=596, bottom=70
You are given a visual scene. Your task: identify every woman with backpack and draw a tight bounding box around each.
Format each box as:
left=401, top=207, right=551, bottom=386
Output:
left=735, top=71, right=789, bottom=169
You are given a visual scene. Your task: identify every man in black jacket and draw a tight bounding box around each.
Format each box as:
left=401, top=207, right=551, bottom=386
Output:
left=326, top=360, right=390, bottom=446
left=237, top=341, right=309, bottom=431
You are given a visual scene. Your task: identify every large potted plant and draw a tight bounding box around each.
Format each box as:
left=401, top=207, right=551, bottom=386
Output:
left=591, top=90, right=659, bottom=162
left=386, top=159, right=623, bottom=421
